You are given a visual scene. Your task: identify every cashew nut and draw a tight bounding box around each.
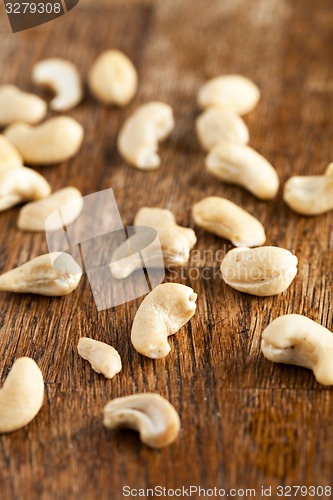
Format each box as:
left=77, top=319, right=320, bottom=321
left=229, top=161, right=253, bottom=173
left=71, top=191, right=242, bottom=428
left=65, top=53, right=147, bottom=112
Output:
left=18, top=187, right=83, bottom=232
left=221, top=246, right=298, bottom=296
left=192, top=196, right=266, bottom=247
left=111, top=208, right=196, bottom=278
left=32, top=58, right=83, bottom=111
left=0, top=166, right=51, bottom=212
left=0, top=134, right=23, bottom=170
left=103, top=393, right=180, bottom=448
left=88, top=49, right=138, bottom=106
left=78, top=338, right=122, bottom=379
left=196, top=107, right=249, bottom=151
left=0, top=357, right=44, bottom=433
left=131, top=283, right=197, bottom=359
left=261, top=314, right=333, bottom=385
left=117, top=102, right=175, bottom=169
left=283, top=163, right=333, bottom=215
left=206, top=140, right=279, bottom=200
left=197, top=75, right=260, bottom=115
left=0, top=84, right=46, bottom=126
left=4, top=117, right=84, bottom=165
left=0, top=252, right=82, bottom=296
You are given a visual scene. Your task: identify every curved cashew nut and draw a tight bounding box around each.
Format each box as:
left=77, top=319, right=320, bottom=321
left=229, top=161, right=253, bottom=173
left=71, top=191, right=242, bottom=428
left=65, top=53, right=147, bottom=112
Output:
left=283, top=163, right=333, bottom=215
left=18, top=187, right=83, bottom=232
left=0, top=135, right=23, bottom=170
left=88, top=49, right=138, bottom=106
left=221, top=246, right=298, bottom=296
left=192, top=196, right=266, bottom=247
left=32, top=58, right=83, bottom=111
left=78, top=338, right=122, bottom=379
left=197, top=75, right=260, bottom=115
left=103, top=393, right=180, bottom=448
left=261, top=314, right=333, bottom=385
left=0, top=84, right=46, bottom=126
left=4, top=117, right=84, bottom=165
left=0, top=252, right=82, bottom=296
left=0, top=357, right=44, bottom=433
left=131, top=283, right=197, bottom=359
left=196, top=107, right=249, bottom=151
left=117, top=102, right=175, bottom=169
left=0, top=166, right=51, bottom=212
left=206, top=140, right=279, bottom=200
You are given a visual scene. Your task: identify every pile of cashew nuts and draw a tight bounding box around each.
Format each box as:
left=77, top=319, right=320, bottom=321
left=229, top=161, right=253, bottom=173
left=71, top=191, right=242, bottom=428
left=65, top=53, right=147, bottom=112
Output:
left=0, top=49, right=332, bottom=449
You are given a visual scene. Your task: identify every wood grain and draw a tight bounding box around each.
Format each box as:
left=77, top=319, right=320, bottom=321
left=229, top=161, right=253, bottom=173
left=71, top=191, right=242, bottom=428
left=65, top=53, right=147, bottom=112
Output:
left=0, top=0, right=333, bottom=498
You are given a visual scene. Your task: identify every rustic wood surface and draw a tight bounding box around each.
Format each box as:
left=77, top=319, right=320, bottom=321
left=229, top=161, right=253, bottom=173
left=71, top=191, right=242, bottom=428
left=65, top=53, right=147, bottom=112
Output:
left=0, top=0, right=332, bottom=498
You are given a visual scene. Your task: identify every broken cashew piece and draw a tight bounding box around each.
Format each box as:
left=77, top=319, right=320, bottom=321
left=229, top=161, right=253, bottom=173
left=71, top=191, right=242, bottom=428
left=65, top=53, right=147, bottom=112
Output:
left=206, top=140, right=279, bottom=200
left=78, top=338, right=122, bottom=379
left=0, top=357, right=44, bottom=434
left=88, top=49, right=138, bottom=106
left=131, top=283, right=197, bottom=359
left=103, top=393, right=180, bottom=448
left=0, top=84, right=46, bottom=126
left=32, top=58, right=83, bottom=111
left=18, top=187, right=83, bottom=232
left=192, top=196, right=266, bottom=247
left=4, top=116, right=84, bottom=165
left=0, top=252, right=82, bottom=296
left=117, top=102, right=175, bottom=169
left=197, top=75, right=260, bottom=115
left=283, top=163, right=333, bottom=215
left=0, top=135, right=23, bottom=170
left=110, top=208, right=196, bottom=278
left=221, top=246, right=298, bottom=296
left=261, top=314, right=333, bottom=385
left=196, top=107, right=249, bottom=151
left=0, top=166, right=51, bottom=212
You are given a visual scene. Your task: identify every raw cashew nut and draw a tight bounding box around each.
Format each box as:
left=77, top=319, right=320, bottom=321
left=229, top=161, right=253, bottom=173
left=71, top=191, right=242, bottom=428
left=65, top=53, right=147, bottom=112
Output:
left=32, top=58, right=83, bottom=111
left=111, top=208, right=196, bottom=278
left=0, top=135, right=23, bottom=170
left=4, top=117, right=84, bottom=165
left=88, top=50, right=138, bottom=106
left=197, top=75, right=260, bottom=115
left=206, top=140, right=279, bottom=200
left=18, top=187, right=83, bottom=232
left=117, top=102, right=175, bottom=169
left=283, top=163, right=333, bottom=215
left=192, top=196, right=266, bottom=247
left=0, top=252, right=82, bottom=296
left=196, top=108, right=249, bottom=151
left=0, top=166, right=51, bottom=212
left=0, top=84, right=46, bottom=126
left=0, top=357, right=44, bottom=433
left=221, top=247, right=298, bottom=296
left=131, top=283, right=197, bottom=359
left=261, top=314, right=333, bottom=385
left=103, top=393, right=180, bottom=448
left=78, top=338, right=122, bottom=379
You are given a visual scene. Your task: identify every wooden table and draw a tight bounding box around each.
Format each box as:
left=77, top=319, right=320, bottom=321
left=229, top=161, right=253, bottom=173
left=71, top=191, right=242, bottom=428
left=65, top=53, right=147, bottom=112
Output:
left=0, top=0, right=332, bottom=498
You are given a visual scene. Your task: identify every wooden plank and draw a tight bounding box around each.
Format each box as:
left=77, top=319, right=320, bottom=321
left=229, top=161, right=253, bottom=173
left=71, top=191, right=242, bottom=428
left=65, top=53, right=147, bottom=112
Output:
left=0, top=0, right=333, bottom=498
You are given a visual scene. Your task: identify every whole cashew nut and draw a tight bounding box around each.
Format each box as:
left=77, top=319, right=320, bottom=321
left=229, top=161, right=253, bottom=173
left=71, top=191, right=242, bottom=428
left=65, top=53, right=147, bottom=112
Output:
left=0, top=252, right=82, bottom=296
left=131, top=283, right=197, bottom=359
left=0, top=166, right=51, bottom=212
left=261, top=314, right=333, bottom=385
left=32, top=58, right=83, bottom=111
left=283, top=163, right=333, bottom=215
left=0, top=357, right=44, bottom=433
left=4, top=117, right=84, bottom=165
left=0, top=84, right=46, bottom=126
left=117, top=102, right=175, bottom=169
left=103, top=393, right=180, bottom=448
